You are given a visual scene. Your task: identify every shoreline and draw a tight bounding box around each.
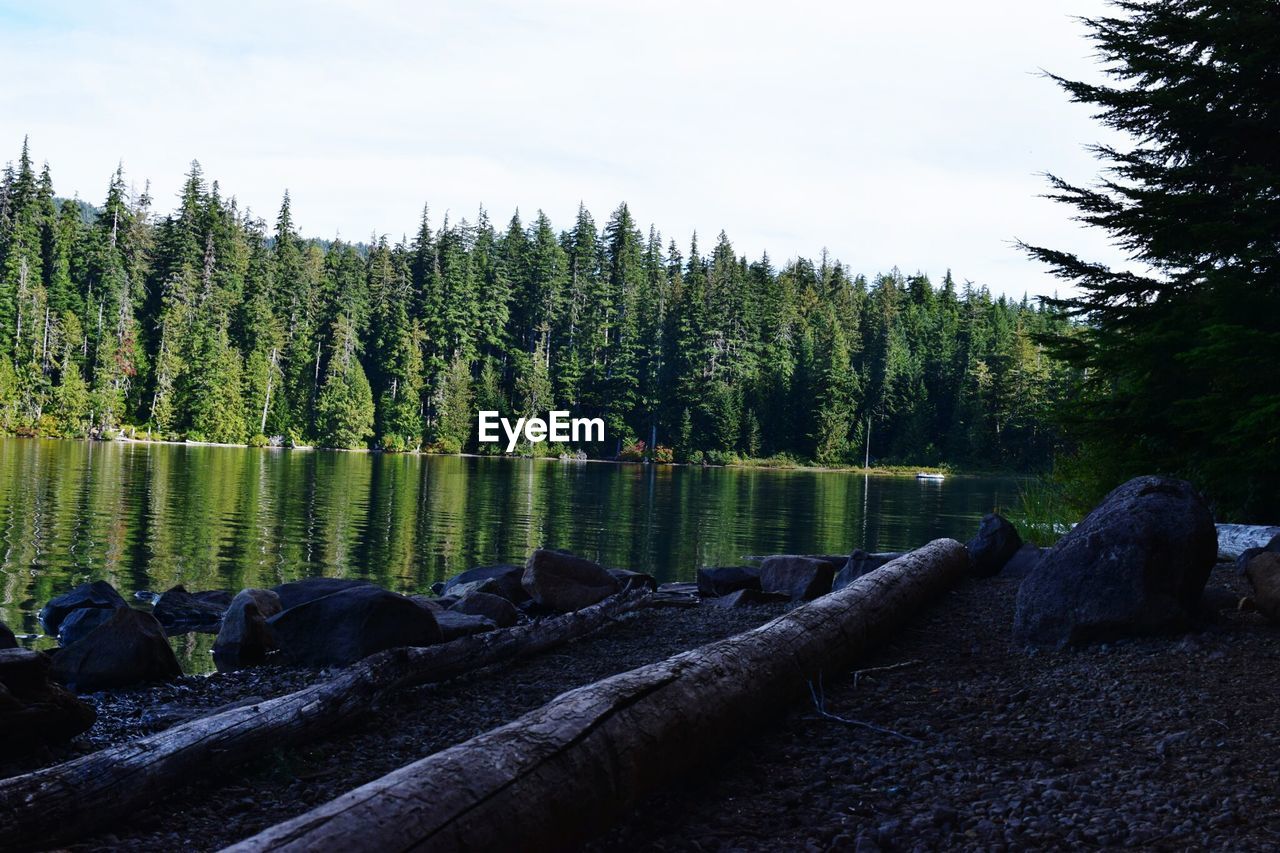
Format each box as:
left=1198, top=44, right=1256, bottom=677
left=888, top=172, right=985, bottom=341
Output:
left=0, top=433, right=997, bottom=479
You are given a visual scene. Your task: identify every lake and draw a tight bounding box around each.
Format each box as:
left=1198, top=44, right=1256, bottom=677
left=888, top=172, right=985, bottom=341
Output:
left=0, top=438, right=1020, bottom=667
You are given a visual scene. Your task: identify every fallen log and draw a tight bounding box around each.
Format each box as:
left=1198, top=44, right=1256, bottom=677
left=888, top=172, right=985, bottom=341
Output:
left=1216, top=524, right=1280, bottom=559
left=0, top=590, right=648, bottom=849
left=225, top=538, right=968, bottom=853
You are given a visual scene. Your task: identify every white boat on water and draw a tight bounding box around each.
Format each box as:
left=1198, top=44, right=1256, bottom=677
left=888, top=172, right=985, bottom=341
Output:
left=916, top=472, right=946, bottom=481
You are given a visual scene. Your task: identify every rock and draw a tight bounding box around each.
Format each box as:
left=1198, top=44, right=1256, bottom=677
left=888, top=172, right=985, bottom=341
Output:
left=703, top=588, right=791, bottom=608
left=695, top=566, right=761, bottom=598
left=213, top=589, right=284, bottom=671
left=832, top=551, right=900, bottom=591
left=0, top=648, right=96, bottom=750
left=268, top=586, right=442, bottom=667
left=1002, top=542, right=1046, bottom=579
left=1236, top=534, right=1280, bottom=575
left=57, top=606, right=119, bottom=647
left=450, top=591, right=519, bottom=628
left=967, top=513, right=1024, bottom=577
left=38, top=580, right=127, bottom=636
left=434, top=611, right=498, bottom=641
left=1013, top=476, right=1216, bottom=648
left=153, top=585, right=231, bottom=635
left=271, top=578, right=374, bottom=611
left=1, top=620, right=17, bottom=649
left=1245, top=552, right=1280, bottom=622
left=521, top=549, right=621, bottom=612
left=759, top=555, right=839, bottom=601
left=409, top=595, right=445, bottom=613
left=49, top=607, right=182, bottom=693
left=607, top=568, right=659, bottom=592
left=441, top=564, right=529, bottom=604
left=657, top=582, right=699, bottom=595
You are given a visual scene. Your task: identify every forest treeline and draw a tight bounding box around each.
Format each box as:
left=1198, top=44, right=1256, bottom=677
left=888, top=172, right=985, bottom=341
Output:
left=0, top=140, right=1075, bottom=468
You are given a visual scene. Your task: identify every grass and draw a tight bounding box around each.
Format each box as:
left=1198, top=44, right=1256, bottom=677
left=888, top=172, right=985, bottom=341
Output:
left=1005, top=476, right=1080, bottom=546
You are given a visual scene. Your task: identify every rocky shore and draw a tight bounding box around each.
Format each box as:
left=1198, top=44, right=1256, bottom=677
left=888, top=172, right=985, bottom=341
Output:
left=4, top=475, right=1280, bottom=851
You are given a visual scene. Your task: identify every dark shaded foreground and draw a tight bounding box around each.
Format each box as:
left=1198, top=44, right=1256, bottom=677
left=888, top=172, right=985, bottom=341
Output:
left=594, top=562, right=1280, bottom=851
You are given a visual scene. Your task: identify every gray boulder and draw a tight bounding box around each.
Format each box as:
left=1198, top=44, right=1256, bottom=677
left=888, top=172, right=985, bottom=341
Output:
left=759, top=555, right=839, bottom=601
left=38, top=580, right=127, bottom=636
left=696, top=566, right=761, bottom=598
left=272, top=577, right=374, bottom=611
left=0, top=648, right=97, bottom=751
left=268, top=586, right=442, bottom=667
left=521, top=550, right=620, bottom=613
left=0, top=621, right=15, bottom=650
left=966, top=513, right=1023, bottom=578
left=1002, top=543, right=1046, bottom=579
left=440, top=564, right=528, bottom=604
left=50, top=607, right=182, bottom=693
left=1236, top=534, right=1280, bottom=575
left=435, top=611, right=498, bottom=641
left=153, top=585, right=231, bottom=635
left=832, top=551, right=900, bottom=592
left=57, top=606, right=119, bottom=648
left=213, top=589, right=283, bottom=671
left=1245, top=552, right=1280, bottom=622
left=1014, top=476, right=1216, bottom=648
left=450, top=591, right=519, bottom=628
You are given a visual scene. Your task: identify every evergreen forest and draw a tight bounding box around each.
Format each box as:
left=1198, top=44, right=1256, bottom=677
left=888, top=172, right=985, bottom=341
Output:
left=0, top=140, right=1073, bottom=468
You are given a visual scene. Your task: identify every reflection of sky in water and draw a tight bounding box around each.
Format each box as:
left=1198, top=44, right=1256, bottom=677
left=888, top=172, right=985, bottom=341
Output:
left=0, top=438, right=1019, bottom=671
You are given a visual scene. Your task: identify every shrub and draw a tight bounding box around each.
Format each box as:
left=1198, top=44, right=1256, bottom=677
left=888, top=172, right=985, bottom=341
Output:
left=650, top=444, right=674, bottom=464
left=617, top=440, right=646, bottom=462
left=686, top=449, right=705, bottom=465
left=248, top=433, right=270, bottom=448
left=426, top=437, right=462, bottom=455
left=705, top=449, right=738, bottom=466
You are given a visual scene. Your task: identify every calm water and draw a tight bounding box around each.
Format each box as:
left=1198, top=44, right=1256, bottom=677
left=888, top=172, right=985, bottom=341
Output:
left=0, top=438, right=1019, bottom=665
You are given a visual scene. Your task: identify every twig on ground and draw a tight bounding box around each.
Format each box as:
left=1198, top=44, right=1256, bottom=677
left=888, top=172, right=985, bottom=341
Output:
left=807, top=675, right=922, bottom=744
left=852, top=658, right=923, bottom=688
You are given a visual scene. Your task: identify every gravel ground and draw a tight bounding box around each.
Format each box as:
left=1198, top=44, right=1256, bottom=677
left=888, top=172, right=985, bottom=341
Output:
left=595, top=562, right=1280, bottom=852
left=11, top=560, right=1280, bottom=852
left=14, top=604, right=786, bottom=852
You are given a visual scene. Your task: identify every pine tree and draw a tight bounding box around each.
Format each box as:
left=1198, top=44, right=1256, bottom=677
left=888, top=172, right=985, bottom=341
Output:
left=315, top=313, right=374, bottom=449
left=1023, top=0, right=1280, bottom=518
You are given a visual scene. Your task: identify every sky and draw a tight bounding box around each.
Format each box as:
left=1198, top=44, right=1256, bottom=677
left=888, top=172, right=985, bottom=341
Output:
left=0, top=0, right=1128, bottom=299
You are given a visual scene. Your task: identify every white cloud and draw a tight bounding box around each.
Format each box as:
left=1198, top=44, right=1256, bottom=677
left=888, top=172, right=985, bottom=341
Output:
left=0, top=0, right=1129, bottom=297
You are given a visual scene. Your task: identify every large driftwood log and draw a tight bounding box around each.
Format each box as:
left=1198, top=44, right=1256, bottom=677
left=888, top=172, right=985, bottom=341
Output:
left=226, top=538, right=969, bottom=853
left=0, top=591, right=648, bottom=849
left=1216, top=524, right=1280, bottom=559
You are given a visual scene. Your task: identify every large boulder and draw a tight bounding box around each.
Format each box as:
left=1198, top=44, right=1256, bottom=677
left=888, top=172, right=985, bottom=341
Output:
left=696, top=566, right=761, bottom=598
left=49, top=607, right=182, bottom=693
left=434, top=611, right=498, bottom=641
left=272, top=578, right=374, bottom=611
left=831, top=551, right=900, bottom=592
left=1002, top=543, right=1046, bottom=579
left=0, top=648, right=97, bottom=751
left=38, top=580, right=127, bottom=636
left=268, top=586, right=442, bottom=667
left=1236, top=534, right=1280, bottom=575
left=1, top=620, right=17, bottom=650
left=439, top=564, right=529, bottom=604
left=153, top=585, right=231, bottom=635
left=57, top=606, right=119, bottom=648
left=1013, top=476, right=1216, bottom=648
left=966, top=514, right=1023, bottom=578
left=521, top=550, right=620, bottom=613
left=213, top=589, right=284, bottom=671
left=759, top=556, right=839, bottom=601
left=1245, top=552, right=1280, bottom=622
left=450, top=591, right=519, bottom=628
